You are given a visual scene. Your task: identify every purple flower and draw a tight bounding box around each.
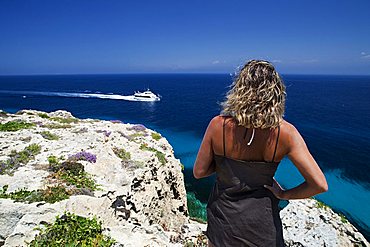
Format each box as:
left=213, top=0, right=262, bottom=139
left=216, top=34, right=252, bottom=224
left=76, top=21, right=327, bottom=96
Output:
left=127, top=124, right=146, bottom=132
left=102, top=130, right=111, bottom=137
left=110, top=120, right=123, bottom=124
left=96, top=129, right=112, bottom=137
left=34, top=121, right=44, bottom=126
left=69, top=151, right=97, bottom=163
left=117, top=131, right=130, bottom=139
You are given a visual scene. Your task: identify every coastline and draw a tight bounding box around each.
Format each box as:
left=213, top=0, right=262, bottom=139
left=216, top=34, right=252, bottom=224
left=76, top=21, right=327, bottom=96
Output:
left=0, top=109, right=368, bottom=246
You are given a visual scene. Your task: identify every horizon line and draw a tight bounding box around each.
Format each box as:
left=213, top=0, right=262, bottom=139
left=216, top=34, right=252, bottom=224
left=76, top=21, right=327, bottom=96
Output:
left=1, top=72, right=370, bottom=77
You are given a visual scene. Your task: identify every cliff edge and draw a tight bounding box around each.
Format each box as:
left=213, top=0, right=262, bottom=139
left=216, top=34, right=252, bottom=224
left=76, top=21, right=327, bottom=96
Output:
left=0, top=109, right=368, bottom=246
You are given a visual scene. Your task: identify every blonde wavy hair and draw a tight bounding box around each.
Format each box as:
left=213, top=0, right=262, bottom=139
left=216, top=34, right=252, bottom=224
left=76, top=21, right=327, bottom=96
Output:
left=222, top=60, right=286, bottom=129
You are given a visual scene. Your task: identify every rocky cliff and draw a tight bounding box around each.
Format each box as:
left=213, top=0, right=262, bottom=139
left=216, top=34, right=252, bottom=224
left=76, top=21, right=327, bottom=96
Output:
left=0, top=109, right=368, bottom=246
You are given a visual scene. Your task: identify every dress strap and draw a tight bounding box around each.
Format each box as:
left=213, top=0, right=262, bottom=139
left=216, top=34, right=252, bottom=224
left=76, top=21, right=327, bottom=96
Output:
left=271, top=125, right=280, bottom=162
left=243, top=128, right=248, bottom=139
left=223, top=117, right=226, bottom=156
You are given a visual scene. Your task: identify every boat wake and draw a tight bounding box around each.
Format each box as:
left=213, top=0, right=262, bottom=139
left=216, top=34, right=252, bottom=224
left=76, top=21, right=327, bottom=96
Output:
left=0, top=90, right=158, bottom=102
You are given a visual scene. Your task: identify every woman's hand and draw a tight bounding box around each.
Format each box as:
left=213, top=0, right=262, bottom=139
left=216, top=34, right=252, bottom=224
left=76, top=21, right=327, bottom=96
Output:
left=264, top=122, right=328, bottom=200
left=264, top=178, right=286, bottom=200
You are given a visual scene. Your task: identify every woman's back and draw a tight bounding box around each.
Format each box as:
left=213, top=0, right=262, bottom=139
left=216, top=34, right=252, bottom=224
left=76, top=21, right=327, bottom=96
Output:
left=206, top=116, right=285, bottom=246
left=193, top=60, right=327, bottom=247
left=212, top=116, right=283, bottom=163
left=212, top=116, right=282, bottom=189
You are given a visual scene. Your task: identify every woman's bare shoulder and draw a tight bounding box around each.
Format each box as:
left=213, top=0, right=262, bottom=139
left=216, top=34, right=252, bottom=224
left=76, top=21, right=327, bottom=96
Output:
left=281, top=119, right=298, bottom=134
left=209, top=115, right=229, bottom=128
left=206, top=115, right=233, bottom=136
left=280, top=119, right=306, bottom=151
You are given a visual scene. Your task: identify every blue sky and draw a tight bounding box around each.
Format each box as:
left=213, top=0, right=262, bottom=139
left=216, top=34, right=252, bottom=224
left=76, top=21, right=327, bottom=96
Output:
left=1, top=0, right=370, bottom=75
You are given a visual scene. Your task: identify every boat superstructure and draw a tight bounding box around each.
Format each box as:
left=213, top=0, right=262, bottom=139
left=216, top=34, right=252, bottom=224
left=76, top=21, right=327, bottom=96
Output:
left=131, top=89, right=161, bottom=101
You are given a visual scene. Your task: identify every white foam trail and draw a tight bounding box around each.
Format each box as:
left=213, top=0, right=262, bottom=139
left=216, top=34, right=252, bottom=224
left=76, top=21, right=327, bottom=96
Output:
left=0, top=90, right=149, bottom=102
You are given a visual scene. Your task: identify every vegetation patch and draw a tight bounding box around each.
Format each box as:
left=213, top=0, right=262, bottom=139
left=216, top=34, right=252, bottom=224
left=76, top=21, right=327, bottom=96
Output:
left=43, top=123, right=72, bottom=129
left=0, top=144, right=41, bottom=175
left=37, top=113, right=50, bottom=119
left=316, top=200, right=329, bottom=209
left=1, top=152, right=100, bottom=204
left=0, top=120, right=35, bottom=131
left=187, top=192, right=207, bottom=223
left=48, top=157, right=99, bottom=191
left=55, top=168, right=99, bottom=191
left=129, top=132, right=143, bottom=140
left=29, top=212, right=115, bottom=247
left=0, top=184, right=71, bottom=204
left=140, top=143, right=167, bottom=165
left=50, top=116, right=79, bottom=124
left=151, top=132, right=162, bottom=141
left=339, top=213, right=348, bottom=223
left=113, top=147, right=131, bottom=161
left=68, top=151, right=97, bottom=163
left=47, top=155, right=60, bottom=166
left=40, top=131, right=59, bottom=140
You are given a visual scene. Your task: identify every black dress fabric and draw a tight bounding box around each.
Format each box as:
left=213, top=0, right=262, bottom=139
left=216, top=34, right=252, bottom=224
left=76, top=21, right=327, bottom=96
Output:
left=206, top=119, right=284, bottom=247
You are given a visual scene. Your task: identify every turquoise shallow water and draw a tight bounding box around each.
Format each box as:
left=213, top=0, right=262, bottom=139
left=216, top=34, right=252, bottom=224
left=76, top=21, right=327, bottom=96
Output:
left=0, top=73, right=369, bottom=238
left=155, top=128, right=370, bottom=238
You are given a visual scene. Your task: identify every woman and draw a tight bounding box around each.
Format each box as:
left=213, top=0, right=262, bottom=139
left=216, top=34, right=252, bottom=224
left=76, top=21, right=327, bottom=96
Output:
left=193, top=60, right=328, bottom=247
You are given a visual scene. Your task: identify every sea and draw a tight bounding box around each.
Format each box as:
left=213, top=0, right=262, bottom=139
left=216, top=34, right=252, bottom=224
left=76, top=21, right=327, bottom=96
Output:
left=0, top=73, right=369, bottom=239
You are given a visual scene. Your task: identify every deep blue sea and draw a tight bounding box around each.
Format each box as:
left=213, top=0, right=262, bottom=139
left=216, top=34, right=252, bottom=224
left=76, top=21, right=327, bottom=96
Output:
left=0, top=74, right=369, bottom=238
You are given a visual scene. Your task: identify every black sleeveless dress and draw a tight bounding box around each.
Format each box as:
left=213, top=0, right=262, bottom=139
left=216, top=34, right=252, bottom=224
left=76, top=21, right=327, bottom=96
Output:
left=206, top=119, right=285, bottom=247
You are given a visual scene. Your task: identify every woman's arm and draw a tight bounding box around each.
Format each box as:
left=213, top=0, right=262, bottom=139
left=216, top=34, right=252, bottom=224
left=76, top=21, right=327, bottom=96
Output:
left=193, top=117, right=218, bottom=179
left=265, top=123, right=328, bottom=199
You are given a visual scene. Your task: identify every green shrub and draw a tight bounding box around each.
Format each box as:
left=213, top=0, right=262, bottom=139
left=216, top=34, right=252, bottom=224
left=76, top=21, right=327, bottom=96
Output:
left=56, top=169, right=99, bottom=191
left=0, top=120, right=35, bottom=131
left=139, top=143, right=152, bottom=152
left=0, top=144, right=41, bottom=175
left=47, top=155, right=60, bottom=166
left=40, top=131, right=59, bottom=140
left=155, top=151, right=167, bottom=165
left=316, top=200, right=329, bottom=209
left=50, top=117, right=78, bottom=124
left=38, top=185, right=71, bottom=203
left=25, top=143, right=42, bottom=155
left=151, top=132, right=162, bottom=141
left=128, top=132, right=144, bottom=141
left=47, top=154, right=100, bottom=192
left=29, top=212, right=115, bottom=247
left=0, top=185, right=70, bottom=204
left=187, top=192, right=207, bottom=223
left=140, top=144, right=167, bottom=165
left=51, top=161, right=99, bottom=191
left=43, top=123, right=72, bottom=129
left=339, top=213, right=348, bottom=223
left=38, top=113, right=50, bottom=119
left=113, top=147, right=131, bottom=161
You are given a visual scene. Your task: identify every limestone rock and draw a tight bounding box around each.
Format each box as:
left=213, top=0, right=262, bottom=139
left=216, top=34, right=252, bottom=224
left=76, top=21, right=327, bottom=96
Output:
left=0, top=110, right=190, bottom=246
left=0, top=109, right=368, bottom=247
left=281, top=199, right=369, bottom=247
